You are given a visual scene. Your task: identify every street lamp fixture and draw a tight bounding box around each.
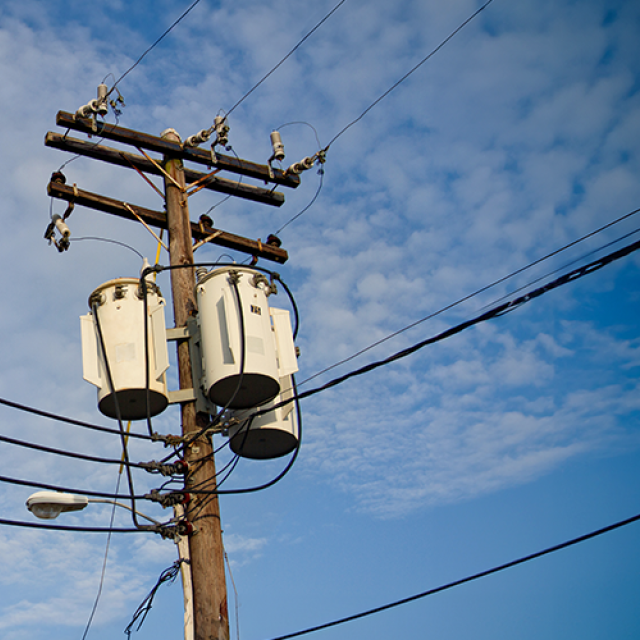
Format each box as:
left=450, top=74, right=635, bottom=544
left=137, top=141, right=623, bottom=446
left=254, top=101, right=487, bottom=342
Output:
left=25, top=491, right=160, bottom=524
left=26, top=491, right=89, bottom=519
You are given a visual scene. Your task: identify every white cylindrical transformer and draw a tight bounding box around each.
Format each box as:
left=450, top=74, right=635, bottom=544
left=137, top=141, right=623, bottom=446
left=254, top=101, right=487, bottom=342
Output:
left=80, top=278, right=170, bottom=420
left=229, top=374, right=298, bottom=459
left=196, top=267, right=280, bottom=409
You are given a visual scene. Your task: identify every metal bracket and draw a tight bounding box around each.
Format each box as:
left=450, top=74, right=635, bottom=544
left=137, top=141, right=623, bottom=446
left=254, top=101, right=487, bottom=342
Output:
left=166, top=320, right=217, bottom=416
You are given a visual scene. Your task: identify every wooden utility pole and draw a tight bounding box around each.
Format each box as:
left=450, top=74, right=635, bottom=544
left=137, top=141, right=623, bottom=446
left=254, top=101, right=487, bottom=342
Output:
left=162, top=128, right=229, bottom=640
left=45, top=111, right=301, bottom=640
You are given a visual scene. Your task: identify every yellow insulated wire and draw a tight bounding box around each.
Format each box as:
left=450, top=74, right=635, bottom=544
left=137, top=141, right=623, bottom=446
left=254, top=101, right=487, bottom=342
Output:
left=153, top=231, right=164, bottom=281
left=119, top=421, right=132, bottom=474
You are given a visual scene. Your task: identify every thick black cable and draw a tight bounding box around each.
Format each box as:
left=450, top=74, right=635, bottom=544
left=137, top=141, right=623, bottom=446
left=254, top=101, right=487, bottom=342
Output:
left=190, top=456, right=241, bottom=521
left=477, top=226, right=640, bottom=314
left=273, top=274, right=300, bottom=340
left=225, top=0, right=348, bottom=117
left=0, top=396, right=154, bottom=441
left=0, top=432, right=153, bottom=470
left=141, top=275, right=159, bottom=439
left=0, top=518, right=143, bottom=533
left=258, top=236, right=640, bottom=415
left=324, top=0, right=495, bottom=151
left=187, top=450, right=242, bottom=493
left=92, top=303, right=143, bottom=528
left=265, top=510, right=640, bottom=640
left=110, top=0, right=203, bottom=93
left=299, top=206, right=640, bottom=387
left=0, top=472, right=149, bottom=500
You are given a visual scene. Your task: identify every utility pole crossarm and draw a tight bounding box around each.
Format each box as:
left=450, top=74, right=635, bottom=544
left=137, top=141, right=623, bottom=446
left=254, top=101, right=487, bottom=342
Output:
left=48, top=181, right=289, bottom=263
left=45, top=133, right=286, bottom=207
left=55, top=111, right=301, bottom=188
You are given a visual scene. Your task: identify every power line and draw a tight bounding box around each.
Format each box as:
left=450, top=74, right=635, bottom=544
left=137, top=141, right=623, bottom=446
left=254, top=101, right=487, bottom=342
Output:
left=476, top=225, right=640, bottom=313
left=263, top=235, right=640, bottom=412
left=0, top=518, right=142, bottom=533
left=299, top=206, right=640, bottom=386
left=0, top=431, right=153, bottom=470
left=81, top=471, right=123, bottom=640
left=0, top=396, right=155, bottom=441
left=225, top=0, right=348, bottom=117
left=270, top=0, right=496, bottom=235
left=324, top=0, right=496, bottom=151
left=0, top=472, right=150, bottom=501
left=72, top=236, right=144, bottom=260
left=265, top=510, right=640, bottom=640
left=111, top=0, right=204, bottom=93
left=274, top=166, right=324, bottom=235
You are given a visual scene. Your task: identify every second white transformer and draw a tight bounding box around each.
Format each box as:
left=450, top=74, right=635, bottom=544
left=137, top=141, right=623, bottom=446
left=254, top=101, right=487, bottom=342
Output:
left=196, top=267, right=298, bottom=410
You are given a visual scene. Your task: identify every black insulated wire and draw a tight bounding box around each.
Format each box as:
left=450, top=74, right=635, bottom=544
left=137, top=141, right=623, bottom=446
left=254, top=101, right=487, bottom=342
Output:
left=0, top=518, right=144, bottom=533
left=93, top=302, right=143, bottom=529
left=251, top=236, right=640, bottom=418
left=274, top=167, right=324, bottom=236
left=265, top=510, right=640, bottom=640
left=298, top=206, right=640, bottom=387
left=0, top=396, right=155, bottom=441
left=0, top=432, right=154, bottom=470
left=0, top=472, right=149, bottom=501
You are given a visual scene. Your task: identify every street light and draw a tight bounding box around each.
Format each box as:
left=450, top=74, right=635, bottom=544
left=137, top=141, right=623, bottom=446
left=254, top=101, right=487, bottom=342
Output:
left=26, top=491, right=89, bottom=519
left=25, top=491, right=160, bottom=524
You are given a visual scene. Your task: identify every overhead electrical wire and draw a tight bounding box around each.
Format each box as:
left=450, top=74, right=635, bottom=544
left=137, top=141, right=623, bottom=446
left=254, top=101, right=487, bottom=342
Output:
left=225, top=0, right=348, bottom=118
left=0, top=472, right=150, bottom=501
left=323, top=0, right=496, bottom=151
left=299, top=205, right=640, bottom=386
left=254, top=235, right=640, bottom=415
left=71, top=236, right=145, bottom=260
left=264, top=510, right=640, bottom=640
left=110, top=0, right=204, bottom=94
left=0, top=518, right=142, bottom=533
left=274, top=167, right=324, bottom=235
left=476, top=225, right=640, bottom=314
left=125, top=559, right=186, bottom=637
left=81, top=471, right=124, bottom=640
left=0, top=431, right=157, bottom=470
left=0, top=395, right=155, bottom=441
left=268, top=0, right=496, bottom=234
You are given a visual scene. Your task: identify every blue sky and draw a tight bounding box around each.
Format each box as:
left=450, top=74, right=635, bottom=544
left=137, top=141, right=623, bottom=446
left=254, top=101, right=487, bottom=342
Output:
left=0, top=0, right=639, bottom=639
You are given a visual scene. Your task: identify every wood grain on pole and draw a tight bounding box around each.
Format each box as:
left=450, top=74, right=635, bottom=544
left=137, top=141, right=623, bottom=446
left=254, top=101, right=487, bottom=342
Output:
left=162, top=128, right=229, bottom=640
